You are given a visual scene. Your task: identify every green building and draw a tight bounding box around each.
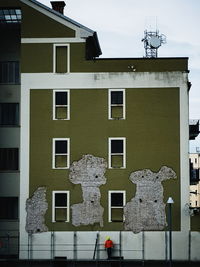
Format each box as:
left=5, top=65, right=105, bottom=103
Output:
left=0, top=0, right=199, bottom=261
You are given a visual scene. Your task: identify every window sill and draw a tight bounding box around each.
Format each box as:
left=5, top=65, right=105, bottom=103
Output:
left=52, top=221, right=69, bottom=223
left=108, top=220, right=123, bottom=223
left=53, top=119, right=70, bottom=121
left=53, top=72, right=70, bottom=75
left=109, top=118, right=125, bottom=120
left=52, top=168, right=69, bottom=170
left=108, top=167, right=126, bottom=170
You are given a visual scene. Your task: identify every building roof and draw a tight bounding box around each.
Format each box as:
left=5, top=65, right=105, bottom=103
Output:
left=27, top=0, right=95, bottom=34
left=22, top=0, right=102, bottom=57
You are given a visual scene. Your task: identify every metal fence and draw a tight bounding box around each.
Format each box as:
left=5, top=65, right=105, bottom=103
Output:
left=1, top=230, right=199, bottom=261
left=19, top=231, right=145, bottom=261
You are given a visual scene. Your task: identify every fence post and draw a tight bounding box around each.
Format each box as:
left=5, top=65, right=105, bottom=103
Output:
left=119, top=231, right=122, bottom=267
left=142, top=231, right=145, bottom=265
left=51, top=231, right=55, bottom=259
left=97, top=232, right=100, bottom=260
left=73, top=231, right=77, bottom=260
left=28, top=232, right=33, bottom=260
left=119, top=231, right=122, bottom=258
left=93, top=232, right=99, bottom=260
left=165, top=231, right=168, bottom=261
left=188, top=230, right=191, bottom=261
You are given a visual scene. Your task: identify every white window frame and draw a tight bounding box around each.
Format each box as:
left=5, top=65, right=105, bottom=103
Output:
left=108, top=137, right=126, bottom=169
left=53, top=44, right=70, bottom=73
left=53, top=89, right=70, bottom=120
left=52, top=191, right=70, bottom=222
left=108, top=89, right=126, bottom=120
left=108, top=190, right=126, bottom=222
left=52, top=138, right=70, bottom=169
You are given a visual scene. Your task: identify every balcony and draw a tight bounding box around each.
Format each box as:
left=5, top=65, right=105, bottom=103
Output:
left=189, top=120, right=199, bottom=140
left=190, top=159, right=199, bottom=185
left=0, top=61, right=20, bottom=84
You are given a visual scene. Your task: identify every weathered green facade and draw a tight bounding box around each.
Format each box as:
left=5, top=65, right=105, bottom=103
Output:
left=30, top=87, right=180, bottom=231
left=21, top=42, right=188, bottom=73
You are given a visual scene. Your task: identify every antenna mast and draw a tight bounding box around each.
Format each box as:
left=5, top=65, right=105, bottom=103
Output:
left=142, top=29, right=166, bottom=58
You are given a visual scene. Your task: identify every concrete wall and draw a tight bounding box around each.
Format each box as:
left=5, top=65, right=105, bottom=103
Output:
left=29, top=87, right=180, bottom=231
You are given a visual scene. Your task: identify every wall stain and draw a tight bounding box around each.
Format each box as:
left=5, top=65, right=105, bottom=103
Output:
left=69, top=154, right=107, bottom=227
left=124, top=166, right=176, bottom=233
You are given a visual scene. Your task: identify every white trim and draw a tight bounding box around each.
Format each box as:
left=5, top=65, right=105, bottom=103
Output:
left=21, top=38, right=85, bottom=43
left=53, top=89, right=70, bottom=120
left=53, top=44, right=70, bottom=73
left=108, top=137, right=126, bottom=169
left=179, top=85, right=190, bottom=231
left=52, top=190, right=70, bottom=222
left=108, top=89, right=126, bottom=120
left=108, top=190, right=126, bottom=222
left=20, top=75, right=30, bottom=258
left=52, top=138, right=70, bottom=169
left=20, top=72, right=187, bottom=89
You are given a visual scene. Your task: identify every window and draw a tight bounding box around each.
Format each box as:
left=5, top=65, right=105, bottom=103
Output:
left=0, top=197, right=18, bottom=220
left=108, top=138, right=126, bottom=168
left=0, top=9, right=21, bottom=23
left=52, top=138, right=70, bottom=169
left=52, top=191, right=70, bottom=222
left=0, top=61, right=20, bottom=84
left=53, top=90, right=70, bottom=120
left=0, top=103, right=19, bottom=126
left=108, top=191, right=126, bottom=222
left=53, top=44, right=70, bottom=73
left=0, top=148, right=19, bottom=171
left=108, top=89, right=125, bottom=119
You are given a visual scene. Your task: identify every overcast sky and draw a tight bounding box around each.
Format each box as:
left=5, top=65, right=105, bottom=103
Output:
left=39, top=0, right=200, bottom=152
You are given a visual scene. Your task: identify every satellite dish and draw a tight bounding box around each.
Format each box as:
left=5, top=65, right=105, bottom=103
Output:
left=142, top=30, right=166, bottom=58
left=148, top=36, right=161, bottom=48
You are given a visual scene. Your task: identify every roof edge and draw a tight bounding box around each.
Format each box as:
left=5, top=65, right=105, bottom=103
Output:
left=96, top=57, right=189, bottom=60
left=22, top=0, right=95, bottom=34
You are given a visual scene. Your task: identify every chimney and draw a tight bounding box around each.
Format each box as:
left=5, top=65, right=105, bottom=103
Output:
left=51, top=1, right=66, bottom=14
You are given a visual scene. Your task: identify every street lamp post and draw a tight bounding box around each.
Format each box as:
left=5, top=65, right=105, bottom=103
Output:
left=167, top=197, right=174, bottom=267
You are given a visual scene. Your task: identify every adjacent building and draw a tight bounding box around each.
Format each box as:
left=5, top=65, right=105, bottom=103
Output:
left=0, top=2, right=21, bottom=257
left=189, top=152, right=200, bottom=232
left=0, top=0, right=199, bottom=261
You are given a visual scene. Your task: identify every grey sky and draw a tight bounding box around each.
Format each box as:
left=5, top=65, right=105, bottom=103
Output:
left=39, top=0, right=200, bottom=151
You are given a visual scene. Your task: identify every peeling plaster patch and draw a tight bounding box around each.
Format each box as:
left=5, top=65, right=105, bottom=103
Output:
left=69, top=154, right=107, bottom=227
left=124, top=166, right=176, bottom=233
left=25, top=187, right=48, bottom=234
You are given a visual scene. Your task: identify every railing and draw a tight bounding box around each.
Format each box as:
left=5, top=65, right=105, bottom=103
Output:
left=93, top=232, right=99, bottom=260
left=18, top=231, right=145, bottom=262
left=4, top=230, right=200, bottom=262
left=0, top=61, right=20, bottom=84
left=0, top=230, right=19, bottom=258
